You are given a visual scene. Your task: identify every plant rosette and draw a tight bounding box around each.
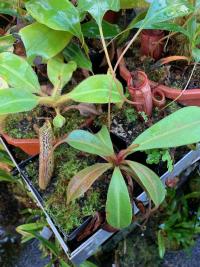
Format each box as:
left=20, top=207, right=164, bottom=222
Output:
left=64, top=106, right=200, bottom=229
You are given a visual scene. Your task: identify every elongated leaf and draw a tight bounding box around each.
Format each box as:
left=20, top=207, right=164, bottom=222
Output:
left=78, top=0, right=120, bottom=26
left=67, top=163, right=112, bottom=203
left=131, top=107, right=200, bottom=152
left=82, top=20, right=121, bottom=39
left=120, top=0, right=149, bottom=9
left=192, top=48, right=200, bottom=62
left=29, top=231, right=59, bottom=256
left=139, top=22, right=188, bottom=37
left=80, top=261, right=98, bottom=267
left=20, top=22, right=72, bottom=63
left=0, top=150, right=13, bottom=166
left=68, top=74, right=124, bottom=104
left=126, top=160, right=166, bottom=206
left=63, top=42, right=92, bottom=71
left=0, top=88, right=39, bottom=115
left=106, top=167, right=132, bottom=229
left=134, top=0, right=194, bottom=29
left=60, top=260, right=70, bottom=267
left=0, top=34, right=15, bottom=53
left=158, top=230, right=166, bottom=258
left=186, top=16, right=196, bottom=40
left=0, top=52, right=40, bottom=93
left=47, top=56, right=77, bottom=90
left=95, top=125, right=114, bottom=155
left=0, top=170, right=16, bottom=183
left=66, top=126, right=115, bottom=157
left=25, top=0, right=82, bottom=39
left=16, top=223, right=46, bottom=236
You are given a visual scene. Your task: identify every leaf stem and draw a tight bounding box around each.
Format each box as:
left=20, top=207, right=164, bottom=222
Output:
left=114, top=28, right=143, bottom=73
left=99, top=25, right=116, bottom=129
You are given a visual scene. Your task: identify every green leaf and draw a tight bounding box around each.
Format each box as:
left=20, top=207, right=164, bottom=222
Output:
left=20, top=22, right=72, bottom=63
left=63, top=42, right=92, bottom=71
left=95, top=125, right=115, bottom=155
left=134, top=0, right=194, bottom=29
left=25, top=0, right=82, bottom=39
left=66, top=126, right=115, bottom=157
left=0, top=34, right=15, bottom=53
left=60, top=260, right=70, bottom=267
left=30, top=232, right=59, bottom=256
left=106, top=167, right=132, bottom=229
left=139, top=22, right=188, bottom=37
left=0, top=52, right=40, bottom=93
left=126, top=160, right=166, bottom=206
left=0, top=88, right=39, bottom=115
left=120, top=0, right=149, bottom=9
left=186, top=16, right=197, bottom=40
left=82, top=20, right=121, bottom=39
left=80, top=261, right=98, bottom=267
left=0, top=170, right=16, bottom=183
left=131, top=107, right=200, bottom=152
left=0, top=150, right=14, bottom=166
left=16, top=223, right=46, bottom=237
left=47, top=56, right=77, bottom=89
left=68, top=74, right=124, bottom=104
left=67, top=163, right=112, bottom=203
left=78, top=0, right=120, bottom=26
left=0, top=1, right=18, bottom=16
left=192, top=48, right=200, bottom=62
left=158, top=230, right=166, bottom=258
left=196, top=0, right=200, bottom=9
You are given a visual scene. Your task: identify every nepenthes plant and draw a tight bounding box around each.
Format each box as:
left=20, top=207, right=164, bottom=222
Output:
left=0, top=52, right=124, bottom=126
left=61, top=106, right=200, bottom=229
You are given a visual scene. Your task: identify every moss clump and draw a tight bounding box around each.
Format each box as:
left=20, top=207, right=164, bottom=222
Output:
left=4, top=108, right=42, bottom=139
left=4, top=107, right=87, bottom=140
left=42, top=144, right=105, bottom=234
left=123, top=107, right=138, bottom=123
left=115, top=232, right=161, bottom=267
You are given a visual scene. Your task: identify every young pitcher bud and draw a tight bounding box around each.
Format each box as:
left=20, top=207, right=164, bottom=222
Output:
left=53, top=114, right=66, bottom=128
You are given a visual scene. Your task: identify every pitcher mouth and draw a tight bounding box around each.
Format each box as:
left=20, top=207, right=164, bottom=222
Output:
left=128, top=71, right=148, bottom=90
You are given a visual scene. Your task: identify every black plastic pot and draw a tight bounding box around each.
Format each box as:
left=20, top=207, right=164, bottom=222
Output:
left=1, top=135, right=200, bottom=265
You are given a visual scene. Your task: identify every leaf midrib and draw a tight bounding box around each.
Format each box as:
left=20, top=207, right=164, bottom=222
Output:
left=141, top=2, right=192, bottom=28
left=133, top=119, right=200, bottom=149
left=127, top=161, right=159, bottom=204
left=0, top=63, right=39, bottom=93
